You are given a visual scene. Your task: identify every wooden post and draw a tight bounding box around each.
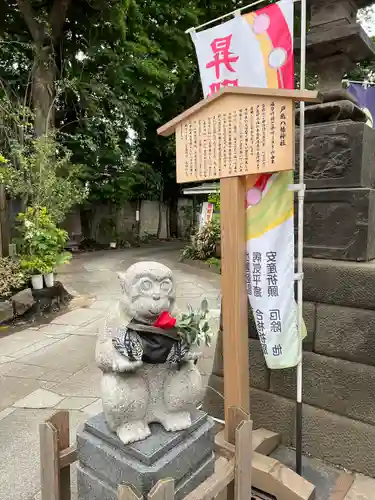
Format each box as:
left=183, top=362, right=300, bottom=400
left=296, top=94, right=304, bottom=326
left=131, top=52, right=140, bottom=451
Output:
left=117, top=485, right=143, bottom=500
left=220, top=177, right=250, bottom=438
left=40, top=421, right=60, bottom=500
left=49, top=411, right=71, bottom=500
left=148, top=479, right=175, bottom=500
left=234, top=419, right=253, bottom=500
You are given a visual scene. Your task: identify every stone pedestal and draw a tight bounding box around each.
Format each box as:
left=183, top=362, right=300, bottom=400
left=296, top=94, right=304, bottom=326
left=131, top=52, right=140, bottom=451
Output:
left=77, top=411, right=215, bottom=500
left=300, top=187, right=375, bottom=261
left=296, top=0, right=375, bottom=91
left=293, top=121, right=375, bottom=261
left=296, top=121, right=375, bottom=189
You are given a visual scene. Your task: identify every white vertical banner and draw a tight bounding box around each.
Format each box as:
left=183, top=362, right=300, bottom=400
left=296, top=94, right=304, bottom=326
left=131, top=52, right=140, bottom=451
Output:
left=191, top=0, right=305, bottom=369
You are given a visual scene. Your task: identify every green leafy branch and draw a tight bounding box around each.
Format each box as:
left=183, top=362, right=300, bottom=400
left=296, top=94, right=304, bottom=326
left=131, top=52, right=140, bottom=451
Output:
left=176, top=299, right=213, bottom=347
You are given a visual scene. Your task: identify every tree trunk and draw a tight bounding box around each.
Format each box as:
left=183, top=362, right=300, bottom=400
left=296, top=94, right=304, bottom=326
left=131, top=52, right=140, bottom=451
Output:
left=17, top=0, right=72, bottom=135
left=32, top=48, right=55, bottom=136
left=0, top=186, right=8, bottom=257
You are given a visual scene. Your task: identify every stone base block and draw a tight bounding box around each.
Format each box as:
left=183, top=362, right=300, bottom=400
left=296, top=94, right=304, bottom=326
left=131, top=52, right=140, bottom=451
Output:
left=315, top=303, right=375, bottom=364
left=305, top=23, right=375, bottom=62
left=77, top=411, right=215, bottom=500
left=303, top=258, right=375, bottom=309
left=299, top=404, right=375, bottom=477
left=270, top=351, right=375, bottom=426
left=301, top=188, right=375, bottom=261
left=203, top=376, right=375, bottom=477
left=296, top=121, right=375, bottom=189
left=203, top=376, right=294, bottom=444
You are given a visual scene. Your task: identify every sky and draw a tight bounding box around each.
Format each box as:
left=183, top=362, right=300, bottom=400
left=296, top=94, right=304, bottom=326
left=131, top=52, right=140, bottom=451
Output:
left=358, top=6, right=375, bottom=36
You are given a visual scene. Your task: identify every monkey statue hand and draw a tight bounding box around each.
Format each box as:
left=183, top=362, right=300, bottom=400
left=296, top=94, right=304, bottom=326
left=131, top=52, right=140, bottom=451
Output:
left=112, top=352, right=143, bottom=372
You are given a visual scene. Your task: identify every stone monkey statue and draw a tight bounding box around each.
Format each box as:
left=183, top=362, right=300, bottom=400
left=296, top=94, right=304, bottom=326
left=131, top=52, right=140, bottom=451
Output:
left=95, top=261, right=203, bottom=445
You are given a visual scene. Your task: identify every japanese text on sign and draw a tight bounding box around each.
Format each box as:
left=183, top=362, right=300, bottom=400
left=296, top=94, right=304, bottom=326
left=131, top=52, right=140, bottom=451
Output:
left=175, top=96, right=292, bottom=183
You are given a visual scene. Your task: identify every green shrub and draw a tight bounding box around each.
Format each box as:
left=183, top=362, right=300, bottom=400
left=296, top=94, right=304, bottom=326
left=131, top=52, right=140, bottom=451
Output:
left=180, top=219, right=220, bottom=261
left=208, top=191, right=220, bottom=211
left=16, top=207, right=71, bottom=274
left=206, top=257, right=221, bottom=272
left=0, top=257, right=27, bottom=298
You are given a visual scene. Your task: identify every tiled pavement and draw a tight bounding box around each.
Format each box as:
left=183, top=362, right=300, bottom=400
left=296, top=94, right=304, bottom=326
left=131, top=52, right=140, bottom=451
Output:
left=0, top=244, right=220, bottom=500
left=1, top=243, right=374, bottom=500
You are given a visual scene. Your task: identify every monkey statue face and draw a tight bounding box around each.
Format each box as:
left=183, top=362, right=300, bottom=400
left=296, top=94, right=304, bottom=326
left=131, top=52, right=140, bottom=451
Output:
left=118, top=261, right=176, bottom=323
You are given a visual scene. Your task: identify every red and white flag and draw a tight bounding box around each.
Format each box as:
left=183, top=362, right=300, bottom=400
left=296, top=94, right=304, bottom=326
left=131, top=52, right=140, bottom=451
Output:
left=191, top=0, right=294, bottom=96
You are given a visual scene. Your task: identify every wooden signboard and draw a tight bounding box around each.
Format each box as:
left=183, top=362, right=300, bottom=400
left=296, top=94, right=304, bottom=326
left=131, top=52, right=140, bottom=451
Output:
left=158, top=85, right=319, bottom=433
left=158, top=87, right=318, bottom=183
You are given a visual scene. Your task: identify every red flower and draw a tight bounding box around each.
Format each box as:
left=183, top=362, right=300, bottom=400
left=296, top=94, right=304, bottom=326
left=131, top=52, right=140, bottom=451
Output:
left=153, top=311, right=176, bottom=329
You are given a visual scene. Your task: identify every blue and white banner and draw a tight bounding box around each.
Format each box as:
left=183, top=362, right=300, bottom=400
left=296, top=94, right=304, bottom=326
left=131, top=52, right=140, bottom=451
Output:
left=348, top=83, right=375, bottom=128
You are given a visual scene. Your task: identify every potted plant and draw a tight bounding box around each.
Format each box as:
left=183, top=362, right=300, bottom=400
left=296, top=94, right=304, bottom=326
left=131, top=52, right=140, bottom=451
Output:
left=19, top=255, right=51, bottom=290
left=15, top=207, right=72, bottom=289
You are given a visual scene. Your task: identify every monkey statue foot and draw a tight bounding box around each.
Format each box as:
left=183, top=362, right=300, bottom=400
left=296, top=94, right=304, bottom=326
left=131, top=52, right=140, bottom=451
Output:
left=116, top=420, right=151, bottom=444
left=156, top=411, right=192, bottom=432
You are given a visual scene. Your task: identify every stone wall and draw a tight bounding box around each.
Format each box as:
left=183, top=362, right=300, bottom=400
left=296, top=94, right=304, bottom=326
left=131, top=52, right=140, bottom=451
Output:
left=204, top=257, right=375, bottom=477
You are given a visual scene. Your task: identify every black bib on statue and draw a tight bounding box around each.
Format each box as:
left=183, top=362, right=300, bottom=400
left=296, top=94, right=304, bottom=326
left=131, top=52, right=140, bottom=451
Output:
left=128, top=320, right=181, bottom=364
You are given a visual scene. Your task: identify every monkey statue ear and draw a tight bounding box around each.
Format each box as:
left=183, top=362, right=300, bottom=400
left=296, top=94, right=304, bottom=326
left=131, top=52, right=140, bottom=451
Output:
left=117, top=272, right=128, bottom=293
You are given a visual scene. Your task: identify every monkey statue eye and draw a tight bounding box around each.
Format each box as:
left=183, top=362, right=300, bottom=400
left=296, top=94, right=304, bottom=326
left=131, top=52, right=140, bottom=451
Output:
left=140, top=279, right=153, bottom=293
left=160, top=279, right=172, bottom=293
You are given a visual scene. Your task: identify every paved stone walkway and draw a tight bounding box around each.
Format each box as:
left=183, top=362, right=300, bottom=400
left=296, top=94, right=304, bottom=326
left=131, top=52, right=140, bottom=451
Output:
left=0, top=244, right=220, bottom=500
left=1, top=242, right=374, bottom=500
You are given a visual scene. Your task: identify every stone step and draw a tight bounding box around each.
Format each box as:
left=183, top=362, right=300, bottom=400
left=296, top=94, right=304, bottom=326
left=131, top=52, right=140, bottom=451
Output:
left=203, top=375, right=375, bottom=477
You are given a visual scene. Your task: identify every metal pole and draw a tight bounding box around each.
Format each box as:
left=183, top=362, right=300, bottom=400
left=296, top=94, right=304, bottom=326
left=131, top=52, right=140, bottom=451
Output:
left=296, top=0, right=307, bottom=477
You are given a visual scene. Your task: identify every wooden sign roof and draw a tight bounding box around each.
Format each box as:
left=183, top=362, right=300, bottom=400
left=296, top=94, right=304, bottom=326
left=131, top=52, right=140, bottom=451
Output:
left=157, top=86, right=320, bottom=137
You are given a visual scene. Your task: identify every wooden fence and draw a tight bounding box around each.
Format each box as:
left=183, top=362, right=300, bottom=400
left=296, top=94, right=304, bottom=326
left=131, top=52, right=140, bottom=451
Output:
left=39, top=409, right=355, bottom=500
left=40, top=409, right=251, bottom=500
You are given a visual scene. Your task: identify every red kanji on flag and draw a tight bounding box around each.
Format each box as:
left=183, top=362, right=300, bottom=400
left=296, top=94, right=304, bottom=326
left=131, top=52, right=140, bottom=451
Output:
left=208, top=79, right=238, bottom=96
left=206, top=35, right=239, bottom=79
left=208, top=82, right=221, bottom=96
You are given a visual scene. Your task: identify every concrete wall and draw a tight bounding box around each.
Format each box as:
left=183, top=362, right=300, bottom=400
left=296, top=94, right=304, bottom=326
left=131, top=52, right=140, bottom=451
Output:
left=177, top=199, right=195, bottom=240
left=139, top=200, right=168, bottom=239
left=63, top=199, right=194, bottom=244
left=204, top=257, right=375, bottom=477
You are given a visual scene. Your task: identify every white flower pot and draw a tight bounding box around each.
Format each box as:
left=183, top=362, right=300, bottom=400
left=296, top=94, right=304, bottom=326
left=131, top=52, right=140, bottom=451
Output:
left=44, top=272, right=54, bottom=288
left=31, top=274, right=44, bottom=290
left=110, top=241, right=117, bottom=249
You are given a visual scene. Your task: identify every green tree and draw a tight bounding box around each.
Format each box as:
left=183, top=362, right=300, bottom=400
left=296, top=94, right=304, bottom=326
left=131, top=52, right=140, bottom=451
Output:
left=0, top=0, right=130, bottom=136
left=0, top=133, right=86, bottom=222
